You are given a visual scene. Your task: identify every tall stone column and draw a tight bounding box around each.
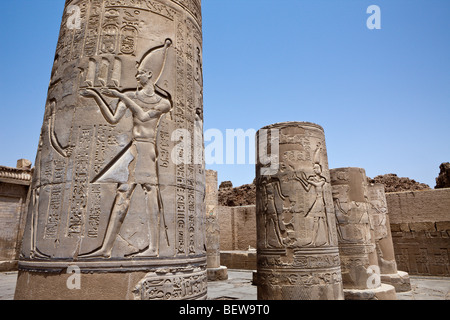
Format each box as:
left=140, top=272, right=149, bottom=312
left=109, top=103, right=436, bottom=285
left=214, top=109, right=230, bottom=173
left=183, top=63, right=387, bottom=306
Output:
left=15, top=0, right=206, bottom=300
left=330, top=168, right=396, bottom=300
left=255, top=122, right=344, bottom=300
left=205, top=170, right=228, bottom=281
left=367, top=183, right=411, bottom=292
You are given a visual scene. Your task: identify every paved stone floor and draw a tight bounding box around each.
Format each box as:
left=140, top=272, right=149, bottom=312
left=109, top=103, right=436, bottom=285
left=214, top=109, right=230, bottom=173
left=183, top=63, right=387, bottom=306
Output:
left=1, top=270, right=449, bottom=300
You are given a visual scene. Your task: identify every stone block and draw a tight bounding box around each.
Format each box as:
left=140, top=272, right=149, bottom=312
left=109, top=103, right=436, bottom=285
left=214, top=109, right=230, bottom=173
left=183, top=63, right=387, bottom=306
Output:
left=344, top=283, right=397, bottom=300
left=436, top=221, right=450, bottom=231
left=380, top=270, right=411, bottom=292
left=409, top=222, right=436, bottom=232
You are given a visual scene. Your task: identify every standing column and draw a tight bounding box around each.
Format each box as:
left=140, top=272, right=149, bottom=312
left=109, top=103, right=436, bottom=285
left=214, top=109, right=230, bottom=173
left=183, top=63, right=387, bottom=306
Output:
left=205, top=170, right=228, bottom=281
left=367, top=183, right=411, bottom=292
left=256, top=122, right=344, bottom=300
left=330, top=168, right=396, bottom=300
left=15, top=0, right=206, bottom=300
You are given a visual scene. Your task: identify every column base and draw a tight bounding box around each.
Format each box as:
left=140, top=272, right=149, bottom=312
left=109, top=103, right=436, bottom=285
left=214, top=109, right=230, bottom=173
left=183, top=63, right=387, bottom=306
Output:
left=344, top=283, right=397, bottom=300
left=15, top=267, right=208, bottom=300
left=381, top=270, right=411, bottom=292
left=207, top=266, right=228, bottom=281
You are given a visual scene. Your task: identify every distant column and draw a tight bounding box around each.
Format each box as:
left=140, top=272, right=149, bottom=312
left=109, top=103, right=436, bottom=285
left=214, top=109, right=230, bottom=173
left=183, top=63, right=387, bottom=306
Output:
left=205, top=170, right=228, bottom=281
left=330, top=167, right=396, bottom=300
left=367, top=183, right=411, bottom=292
left=256, top=122, right=344, bottom=300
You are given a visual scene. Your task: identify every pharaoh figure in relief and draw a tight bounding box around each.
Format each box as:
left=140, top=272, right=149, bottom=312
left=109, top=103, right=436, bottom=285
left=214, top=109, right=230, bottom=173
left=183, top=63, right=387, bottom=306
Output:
left=294, top=143, right=332, bottom=247
left=80, top=40, right=173, bottom=258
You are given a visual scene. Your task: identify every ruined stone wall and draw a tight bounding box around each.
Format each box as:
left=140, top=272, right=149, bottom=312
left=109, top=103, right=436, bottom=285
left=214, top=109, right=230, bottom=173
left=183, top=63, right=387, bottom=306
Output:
left=218, top=206, right=233, bottom=250
left=435, top=163, right=450, bottom=189
left=0, top=164, right=32, bottom=271
left=368, top=174, right=430, bottom=193
left=386, top=188, right=450, bottom=276
left=220, top=250, right=257, bottom=270
left=218, top=205, right=256, bottom=251
left=219, top=182, right=256, bottom=207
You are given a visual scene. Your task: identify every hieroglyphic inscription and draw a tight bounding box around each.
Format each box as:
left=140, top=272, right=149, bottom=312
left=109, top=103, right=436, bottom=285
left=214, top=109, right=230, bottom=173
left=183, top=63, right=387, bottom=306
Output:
left=72, top=5, right=87, bottom=61
left=100, top=24, right=119, bottom=54
left=87, top=185, right=101, bottom=238
left=120, top=25, right=138, bottom=55
left=93, top=124, right=117, bottom=175
left=171, top=0, right=201, bottom=27
left=258, top=270, right=343, bottom=287
left=84, top=0, right=103, bottom=57
left=67, top=126, right=94, bottom=237
left=57, top=1, right=89, bottom=64
left=133, top=268, right=207, bottom=300
left=185, top=17, right=199, bottom=255
left=44, top=160, right=66, bottom=239
left=158, top=120, right=170, bottom=168
left=175, top=13, right=187, bottom=256
left=44, top=186, right=63, bottom=239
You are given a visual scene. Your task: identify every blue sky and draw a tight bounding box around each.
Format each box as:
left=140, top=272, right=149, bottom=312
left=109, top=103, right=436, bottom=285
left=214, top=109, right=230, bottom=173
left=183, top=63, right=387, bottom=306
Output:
left=0, top=0, right=449, bottom=188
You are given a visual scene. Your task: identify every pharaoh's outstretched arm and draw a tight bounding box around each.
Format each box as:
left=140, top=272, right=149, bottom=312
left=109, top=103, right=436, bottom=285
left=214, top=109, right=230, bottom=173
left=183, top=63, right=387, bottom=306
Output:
left=294, top=172, right=311, bottom=191
left=111, top=91, right=150, bottom=121
left=80, top=89, right=125, bottom=124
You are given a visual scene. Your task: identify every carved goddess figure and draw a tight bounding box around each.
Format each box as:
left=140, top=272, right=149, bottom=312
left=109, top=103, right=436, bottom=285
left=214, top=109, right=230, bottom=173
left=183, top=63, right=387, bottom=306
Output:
left=259, top=176, right=288, bottom=248
left=294, top=143, right=330, bottom=247
left=29, top=99, right=73, bottom=259
left=79, top=39, right=173, bottom=258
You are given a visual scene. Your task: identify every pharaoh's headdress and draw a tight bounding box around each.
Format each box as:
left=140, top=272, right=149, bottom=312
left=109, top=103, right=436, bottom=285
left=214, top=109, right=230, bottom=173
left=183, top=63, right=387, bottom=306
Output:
left=313, top=143, right=322, bottom=165
left=138, top=38, right=172, bottom=84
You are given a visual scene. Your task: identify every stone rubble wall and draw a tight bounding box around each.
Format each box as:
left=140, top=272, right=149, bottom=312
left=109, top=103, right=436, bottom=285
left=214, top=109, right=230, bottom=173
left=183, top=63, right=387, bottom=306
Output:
left=386, top=188, right=450, bottom=277
left=435, top=162, right=450, bottom=189
left=218, top=206, right=256, bottom=251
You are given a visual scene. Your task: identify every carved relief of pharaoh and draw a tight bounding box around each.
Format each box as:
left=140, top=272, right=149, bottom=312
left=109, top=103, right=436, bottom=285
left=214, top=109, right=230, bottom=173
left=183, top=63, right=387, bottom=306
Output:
left=79, top=39, right=173, bottom=258
left=293, top=143, right=332, bottom=247
left=259, top=175, right=288, bottom=248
